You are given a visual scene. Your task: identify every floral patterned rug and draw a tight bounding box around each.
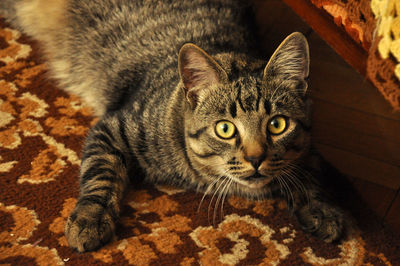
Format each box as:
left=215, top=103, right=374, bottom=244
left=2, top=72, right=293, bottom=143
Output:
left=1, top=18, right=400, bottom=265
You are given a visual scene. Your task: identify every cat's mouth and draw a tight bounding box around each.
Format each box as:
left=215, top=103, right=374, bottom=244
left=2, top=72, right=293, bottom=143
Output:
left=232, top=173, right=273, bottom=189
left=244, top=173, right=266, bottom=181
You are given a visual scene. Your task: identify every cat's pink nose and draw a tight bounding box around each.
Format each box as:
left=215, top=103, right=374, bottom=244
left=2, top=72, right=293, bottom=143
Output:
left=244, top=153, right=266, bottom=170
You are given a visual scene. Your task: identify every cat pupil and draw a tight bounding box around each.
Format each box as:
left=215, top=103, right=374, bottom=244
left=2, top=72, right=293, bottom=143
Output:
left=222, top=124, right=229, bottom=132
left=272, top=120, right=279, bottom=128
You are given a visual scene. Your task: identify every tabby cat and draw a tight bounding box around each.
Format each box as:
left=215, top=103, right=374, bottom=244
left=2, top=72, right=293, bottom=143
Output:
left=1, top=0, right=345, bottom=252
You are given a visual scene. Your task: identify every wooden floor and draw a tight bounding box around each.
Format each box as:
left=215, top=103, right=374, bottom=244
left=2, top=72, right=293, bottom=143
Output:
left=253, top=0, right=400, bottom=234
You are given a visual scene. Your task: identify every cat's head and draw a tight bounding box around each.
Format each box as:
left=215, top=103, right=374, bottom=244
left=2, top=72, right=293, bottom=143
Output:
left=178, top=32, right=311, bottom=196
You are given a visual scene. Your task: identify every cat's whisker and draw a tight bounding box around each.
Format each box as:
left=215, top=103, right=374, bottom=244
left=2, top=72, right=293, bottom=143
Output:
left=276, top=175, right=290, bottom=208
left=213, top=177, right=230, bottom=227
left=279, top=174, right=295, bottom=211
left=281, top=167, right=309, bottom=208
left=220, top=178, right=233, bottom=221
left=213, top=177, right=230, bottom=226
left=281, top=168, right=301, bottom=193
left=207, top=174, right=229, bottom=226
left=197, top=176, right=220, bottom=213
left=197, top=163, right=234, bottom=214
left=284, top=163, right=312, bottom=188
left=287, top=162, right=314, bottom=183
left=277, top=175, right=290, bottom=211
left=212, top=177, right=225, bottom=226
left=289, top=167, right=310, bottom=205
left=286, top=162, right=313, bottom=207
left=285, top=163, right=312, bottom=208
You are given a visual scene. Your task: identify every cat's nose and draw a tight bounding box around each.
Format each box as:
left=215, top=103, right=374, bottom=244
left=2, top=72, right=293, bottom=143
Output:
left=244, top=154, right=266, bottom=170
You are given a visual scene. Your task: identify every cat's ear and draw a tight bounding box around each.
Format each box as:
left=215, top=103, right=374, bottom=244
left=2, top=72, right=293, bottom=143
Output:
left=263, top=32, right=309, bottom=94
left=178, top=43, right=228, bottom=107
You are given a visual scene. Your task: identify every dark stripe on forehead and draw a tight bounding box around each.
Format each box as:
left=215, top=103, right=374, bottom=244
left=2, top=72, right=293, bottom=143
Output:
left=264, top=99, right=271, bottom=115
left=187, top=127, right=208, bottom=139
left=229, top=102, right=237, bottom=118
left=256, top=85, right=261, bottom=111
left=236, top=84, right=246, bottom=112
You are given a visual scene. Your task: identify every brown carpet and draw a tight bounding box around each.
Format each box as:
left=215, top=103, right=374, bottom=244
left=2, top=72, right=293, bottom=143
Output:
left=1, top=18, right=400, bottom=265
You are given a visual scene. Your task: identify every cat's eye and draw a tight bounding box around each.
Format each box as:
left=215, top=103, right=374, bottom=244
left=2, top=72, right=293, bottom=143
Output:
left=215, top=121, right=236, bottom=139
left=267, top=116, right=287, bottom=135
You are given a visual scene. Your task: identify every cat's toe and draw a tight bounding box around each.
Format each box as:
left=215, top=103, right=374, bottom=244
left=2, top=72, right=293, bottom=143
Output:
left=321, top=218, right=343, bottom=243
left=65, top=208, right=115, bottom=252
left=296, top=204, right=344, bottom=243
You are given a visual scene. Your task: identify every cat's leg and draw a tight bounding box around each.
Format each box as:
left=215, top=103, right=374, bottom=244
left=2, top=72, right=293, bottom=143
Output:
left=278, top=151, right=346, bottom=242
left=65, top=113, right=132, bottom=252
left=262, top=173, right=344, bottom=242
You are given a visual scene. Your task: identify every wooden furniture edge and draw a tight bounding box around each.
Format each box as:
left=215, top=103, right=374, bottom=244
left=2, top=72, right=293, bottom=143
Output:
left=281, top=0, right=368, bottom=77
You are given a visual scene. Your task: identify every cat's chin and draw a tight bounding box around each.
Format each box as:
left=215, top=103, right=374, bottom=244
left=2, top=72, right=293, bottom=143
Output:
left=231, top=175, right=273, bottom=189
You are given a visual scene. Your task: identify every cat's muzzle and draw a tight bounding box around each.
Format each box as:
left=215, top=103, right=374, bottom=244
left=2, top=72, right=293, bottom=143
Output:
left=244, top=172, right=267, bottom=181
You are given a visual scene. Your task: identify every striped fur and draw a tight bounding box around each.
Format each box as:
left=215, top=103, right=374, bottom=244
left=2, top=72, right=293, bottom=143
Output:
left=1, top=0, right=345, bottom=252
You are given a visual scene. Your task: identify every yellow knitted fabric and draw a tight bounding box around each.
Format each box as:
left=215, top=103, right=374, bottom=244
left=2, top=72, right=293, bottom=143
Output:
left=371, top=0, right=400, bottom=81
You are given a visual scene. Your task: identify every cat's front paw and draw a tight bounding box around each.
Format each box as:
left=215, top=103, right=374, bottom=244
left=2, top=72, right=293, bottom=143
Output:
left=65, top=205, right=115, bottom=252
left=296, top=203, right=344, bottom=243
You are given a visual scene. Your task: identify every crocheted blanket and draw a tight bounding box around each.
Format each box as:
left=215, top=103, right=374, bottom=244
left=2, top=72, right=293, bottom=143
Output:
left=1, top=17, right=400, bottom=265
left=310, top=0, right=400, bottom=111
